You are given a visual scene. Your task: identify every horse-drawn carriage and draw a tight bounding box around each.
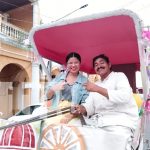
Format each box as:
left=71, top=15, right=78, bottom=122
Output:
left=0, top=9, right=150, bottom=150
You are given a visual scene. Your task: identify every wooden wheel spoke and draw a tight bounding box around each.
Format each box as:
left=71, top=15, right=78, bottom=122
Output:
left=43, top=135, right=55, bottom=147
left=51, top=127, right=58, bottom=145
left=64, top=139, right=79, bottom=149
left=62, top=129, right=72, bottom=145
left=40, top=148, right=55, bottom=150
left=58, top=125, right=63, bottom=144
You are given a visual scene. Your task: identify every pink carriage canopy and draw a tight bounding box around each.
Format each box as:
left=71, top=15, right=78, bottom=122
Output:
left=30, top=9, right=142, bottom=74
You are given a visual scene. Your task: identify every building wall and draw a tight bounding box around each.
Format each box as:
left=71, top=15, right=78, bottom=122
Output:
left=0, top=3, right=37, bottom=118
left=0, top=42, right=33, bottom=77
left=0, top=82, right=12, bottom=118
left=8, top=4, right=33, bottom=32
left=0, top=41, right=34, bottom=118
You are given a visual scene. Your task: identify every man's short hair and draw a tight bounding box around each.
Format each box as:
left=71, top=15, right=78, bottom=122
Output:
left=93, top=54, right=110, bottom=67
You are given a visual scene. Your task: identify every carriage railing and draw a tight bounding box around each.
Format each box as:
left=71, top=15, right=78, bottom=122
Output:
left=0, top=106, right=71, bottom=131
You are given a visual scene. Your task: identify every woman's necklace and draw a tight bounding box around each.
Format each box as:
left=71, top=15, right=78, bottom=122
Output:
left=65, top=73, right=77, bottom=86
left=65, top=79, right=75, bottom=86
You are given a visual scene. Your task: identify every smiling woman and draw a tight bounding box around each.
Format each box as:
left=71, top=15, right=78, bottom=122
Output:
left=45, top=52, right=89, bottom=108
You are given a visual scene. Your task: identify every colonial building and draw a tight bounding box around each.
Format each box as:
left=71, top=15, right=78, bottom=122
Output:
left=0, top=0, right=45, bottom=119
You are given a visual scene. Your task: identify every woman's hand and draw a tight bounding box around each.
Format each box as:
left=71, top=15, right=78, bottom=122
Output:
left=51, top=81, right=66, bottom=91
left=47, top=81, right=67, bottom=99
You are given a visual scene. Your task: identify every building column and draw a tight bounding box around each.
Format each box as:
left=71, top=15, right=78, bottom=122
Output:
left=0, top=14, right=2, bottom=47
left=31, top=62, right=40, bottom=104
left=0, top=13, right=2, bottom=22
left=3, top=13, right=9, bottom=22
left=29, top=0, right=41, bottom=104
left=30, top=0, right=41, bottom=26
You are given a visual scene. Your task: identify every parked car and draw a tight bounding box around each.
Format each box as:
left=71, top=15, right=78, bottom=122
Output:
left=15, top=104, right=41, bottom=116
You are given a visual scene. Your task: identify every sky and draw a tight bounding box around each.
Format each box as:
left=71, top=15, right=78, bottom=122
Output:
left=39, top=0, right=150, bottom=27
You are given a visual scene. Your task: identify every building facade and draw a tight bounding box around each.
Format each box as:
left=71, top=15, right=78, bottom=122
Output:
left=0, top=0, right=46, bottom=119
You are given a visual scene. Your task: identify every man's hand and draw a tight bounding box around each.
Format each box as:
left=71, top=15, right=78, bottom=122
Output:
left=83, top=81, right=99, bottom=92
left=83, top=81, right=109, bottom=98
left=71, top=105, right=87, bottom=116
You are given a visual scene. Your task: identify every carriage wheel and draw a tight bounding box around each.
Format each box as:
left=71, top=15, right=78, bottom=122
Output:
left=39, top=124, right=85, bottom=150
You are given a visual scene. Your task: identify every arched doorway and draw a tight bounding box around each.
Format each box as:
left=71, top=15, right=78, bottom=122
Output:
left=0, top=63, right=30, bottom=118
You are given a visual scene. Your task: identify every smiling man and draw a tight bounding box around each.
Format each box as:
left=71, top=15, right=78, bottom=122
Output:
left=72, top=54, right=139, bottom=150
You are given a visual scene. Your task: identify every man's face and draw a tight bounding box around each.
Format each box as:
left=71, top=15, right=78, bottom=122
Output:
left=93, top=57, right=111, bottom=80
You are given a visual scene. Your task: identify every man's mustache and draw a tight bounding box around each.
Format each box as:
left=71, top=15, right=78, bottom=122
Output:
left=97, top=67, right=105, bottom=71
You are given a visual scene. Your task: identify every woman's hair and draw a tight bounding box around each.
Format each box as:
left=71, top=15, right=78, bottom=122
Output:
left=93, top=54, right=110, bottom=67
left=66, top=52, right=81, bottom=63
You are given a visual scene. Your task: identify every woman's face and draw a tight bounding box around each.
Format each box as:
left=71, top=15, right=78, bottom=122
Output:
left=66, top=57, right=80, bottom=74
